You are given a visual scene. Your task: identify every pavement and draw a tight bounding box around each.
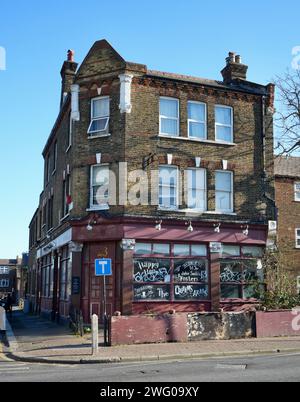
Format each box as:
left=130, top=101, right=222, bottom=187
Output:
left=2, top=311, right=300, bottom=365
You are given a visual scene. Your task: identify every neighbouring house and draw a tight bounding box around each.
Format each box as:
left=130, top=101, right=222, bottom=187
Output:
left=275, top=156, right=300, bottom=286
left=0, top=257, right=24, bottom=301
left=27, top=40, right=276, bottom=324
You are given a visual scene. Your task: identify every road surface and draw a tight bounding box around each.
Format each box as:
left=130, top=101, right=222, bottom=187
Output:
left=0, top=352, right=300, bottom=382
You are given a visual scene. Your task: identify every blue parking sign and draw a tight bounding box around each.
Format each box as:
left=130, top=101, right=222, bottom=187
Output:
left=95, top=259, right=112, bottom=276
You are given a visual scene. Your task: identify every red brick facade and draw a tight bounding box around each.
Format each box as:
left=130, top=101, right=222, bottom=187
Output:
left=27, top=40, right=275, bottom=324
left=275, top=157, right=300, bottom=279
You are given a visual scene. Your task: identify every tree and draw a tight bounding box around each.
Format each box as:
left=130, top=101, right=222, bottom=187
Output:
left=256, top=245, right=300, bottom=310
left=275, top=70, right=300, bottom=155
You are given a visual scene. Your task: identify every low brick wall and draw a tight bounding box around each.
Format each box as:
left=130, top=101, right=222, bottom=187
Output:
left=188, top=312, right=255, bottom=341
left=109, top=311, right=256, bottom=345
left=109, top=313, right=188, bottom=346
left=256, top=310, right=300, bottom=338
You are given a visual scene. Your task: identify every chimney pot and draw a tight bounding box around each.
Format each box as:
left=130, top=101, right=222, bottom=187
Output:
left=221, top=51, right=248, bottom=84
left=67, top=49, right=75, bottom=62
left=226, top=52, right=236, bottom=64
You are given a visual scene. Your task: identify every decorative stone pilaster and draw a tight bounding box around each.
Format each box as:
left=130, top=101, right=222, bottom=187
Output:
left=119, top=74, right=133, bottom=113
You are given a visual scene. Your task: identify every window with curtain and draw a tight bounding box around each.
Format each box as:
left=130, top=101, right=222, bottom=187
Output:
left=215, top=105, right=233, bottom=142
left=187, top=168, right=207, bottom=211
left=215, top=171, right=233, bottom=213
left=159, top=97, right=179, bottom=136
left=159, top=166, right=178, bottom=209
left=88, top=97, right=110, bottom=136
left=188, top=101, right=206, bottom=139
left=90, top=165, right=109, bottom=209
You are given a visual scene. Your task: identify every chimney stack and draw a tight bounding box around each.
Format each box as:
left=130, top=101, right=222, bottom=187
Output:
left=60, top=49, right=78, bottom=109
left=221, top=52, right=248, bottom=84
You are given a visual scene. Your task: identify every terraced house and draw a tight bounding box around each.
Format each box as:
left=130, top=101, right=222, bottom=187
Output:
left=27, top=40, right=276, bottom=324
left=275, top=156, right=300, bottom=282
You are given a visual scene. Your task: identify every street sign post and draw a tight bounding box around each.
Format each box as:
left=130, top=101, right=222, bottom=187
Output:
left=95, top=259, right=112, bottom=346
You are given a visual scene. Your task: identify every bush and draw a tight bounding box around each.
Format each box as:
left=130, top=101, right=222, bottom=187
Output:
left=255, top=246, right=300, bottom=310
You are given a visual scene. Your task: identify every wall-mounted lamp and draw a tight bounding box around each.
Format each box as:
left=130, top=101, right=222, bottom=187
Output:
left=86, top=223, right=93, bottom=231
left=242, top=225, right=249, bottom=236
left=214, top=223, right=221, bottom=233
left=186, top=221, right=194, bottom=232
left=86, top=217, right=98, bottom=232
left=155, top=220, right=162, bottom=231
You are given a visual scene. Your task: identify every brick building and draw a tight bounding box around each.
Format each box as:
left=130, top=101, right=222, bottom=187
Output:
left=0, top=257, right=22, bottom=300
left=275, top=156, right=300, bottom=282
left=27, top=40, right=275, bottom=323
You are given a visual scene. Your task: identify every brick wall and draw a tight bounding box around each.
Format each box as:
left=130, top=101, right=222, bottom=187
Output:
left=276, top=176, right=300, bottom=277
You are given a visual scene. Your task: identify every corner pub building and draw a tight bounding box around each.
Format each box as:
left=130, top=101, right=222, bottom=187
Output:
left=27, top=40, right=276, bottom=324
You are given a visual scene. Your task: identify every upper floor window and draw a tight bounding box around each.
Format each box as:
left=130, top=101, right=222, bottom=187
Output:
left=215, top=105, right=233, bottom=143
left=62, top=173, right=71, bottom=218
left=186, top=168, right=207, bottom=211
left=296, top=229, right=300, bottom=248
left=215, top=171, right=233, bottom=213
left=67, top=113, right=72, bottom=151
left=159, top=97, right=179, bottom=137
left=90, top=165, right=109, bottom=209
left=53, top=141, right=57, bottom=173
left=88, top=97, right=110, bottom=136
left=46, top=156, right=51, bottom=184
left=0, top=266, right=9, bottom=274
left=295, top=182, right=300, bottom=202
left=159, top=166, right=178, bottom=210
left=188, top=101, right=207, bottom=139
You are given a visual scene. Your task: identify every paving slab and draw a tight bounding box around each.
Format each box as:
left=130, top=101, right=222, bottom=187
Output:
left=3, top=311, right=300, bottom=365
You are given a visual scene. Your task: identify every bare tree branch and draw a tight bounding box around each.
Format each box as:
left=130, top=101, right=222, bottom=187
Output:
left=274, top=70, right=300, bottom=154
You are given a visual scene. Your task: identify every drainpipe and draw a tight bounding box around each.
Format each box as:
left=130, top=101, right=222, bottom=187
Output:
left=261, top=95, right=277, bottom=220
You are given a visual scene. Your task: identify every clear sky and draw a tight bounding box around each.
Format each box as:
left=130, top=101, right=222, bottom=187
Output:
left=0, top=0, right=299, bottom=257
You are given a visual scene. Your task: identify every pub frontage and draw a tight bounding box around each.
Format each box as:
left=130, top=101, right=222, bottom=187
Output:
left=33, top=215, right=267, bottom=324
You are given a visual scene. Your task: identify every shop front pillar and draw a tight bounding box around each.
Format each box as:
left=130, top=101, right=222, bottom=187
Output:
left=210, top=243, right=221, bottom=312
left=120, top=239, right=135, bottom=316
left=69, top=242, right=83, bottom=313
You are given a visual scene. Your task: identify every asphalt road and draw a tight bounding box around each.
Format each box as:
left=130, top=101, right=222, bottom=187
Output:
left=0, top=353, right=300, bottom=382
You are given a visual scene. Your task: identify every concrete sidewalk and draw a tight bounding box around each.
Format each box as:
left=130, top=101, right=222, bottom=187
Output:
left=3, top=311, right=300, bottom=365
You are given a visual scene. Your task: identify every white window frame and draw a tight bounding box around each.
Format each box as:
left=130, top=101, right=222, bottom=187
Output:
left=159, top=97, right=179, bottom=137
left=88, top=96, right=110, bottom=136
left=90, top=164, right=110, bottom=210
left=296, top=228, right=300, bottom=249
left=187, top=101, right=207, bottom=140
left=215, top=170, right=234, bottom=213
left=0, top=279, right=9, bottom=288
left=158, top=165, right=179, bottom=210
left=215, top=105, right=233, bottom=143
left=0, top=266, right=9, bottom=275
left=295, top=182, right=300, bottom=202
left=186, top=168, right=207, bottom=211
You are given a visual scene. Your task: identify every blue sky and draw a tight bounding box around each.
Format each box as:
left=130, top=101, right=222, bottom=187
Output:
left=0, top=0, right=299, bottom=257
